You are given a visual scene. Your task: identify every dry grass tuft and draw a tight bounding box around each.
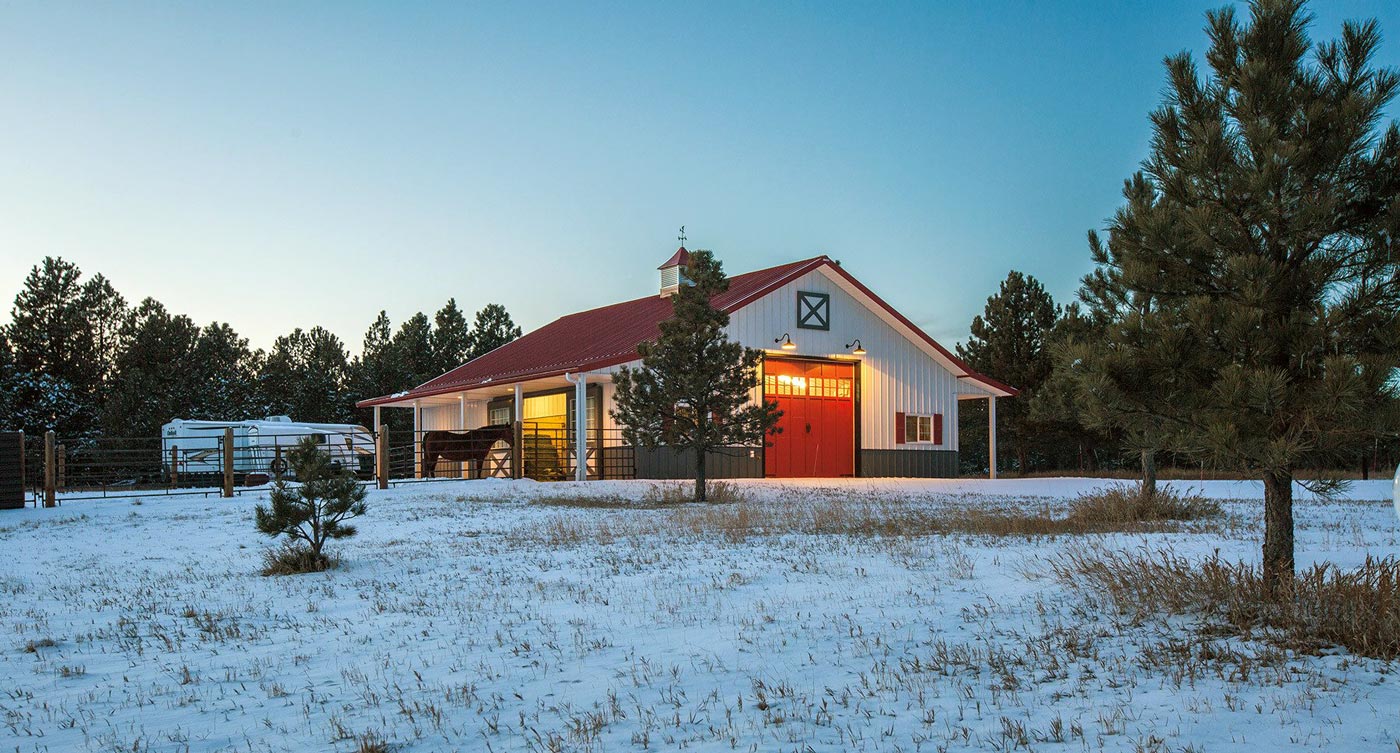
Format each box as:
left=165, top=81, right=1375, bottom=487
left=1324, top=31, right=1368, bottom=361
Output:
left=355, top=731, right=390, bottom=753
left=1065, top=484, right=1221, bottom=526
left=1052, top=546, right=1400, bottom=659
left=23, top=637, right=57, bottom=653
left=260, top=545, right=339, bottom=576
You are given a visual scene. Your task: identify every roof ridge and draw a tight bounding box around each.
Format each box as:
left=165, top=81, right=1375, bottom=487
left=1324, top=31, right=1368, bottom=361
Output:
left=533, top=255, right=831, bottom=322
left=356, top=254, right=871, bottom=407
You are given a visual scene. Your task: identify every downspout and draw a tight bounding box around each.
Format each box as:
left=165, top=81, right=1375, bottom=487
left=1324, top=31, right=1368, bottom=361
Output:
left=564, top=372, right=588, bottom=482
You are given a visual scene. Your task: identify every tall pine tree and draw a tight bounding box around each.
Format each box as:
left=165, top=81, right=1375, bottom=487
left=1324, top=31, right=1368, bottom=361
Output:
left=190, top=322, right=261, bottom=420
left=1084, top=0, right=1400, bottom=594
left=390, top=313, right=437, bottom=388
left=7, top=257, right=105, bottom=438
left=350, top=311, right=411, bottom=430
left=431, top=298, right=473, bottom=375
left=956, top=271, right=1059, bottom=474
left=104, top=298, right=202, bottom=437
left=0, top=330, right=15, bottom=430
left=80, top=273, right=128, bottom=423
left=611, top=250, right=781, bottom=502
left=467, top=303, right=521, bottom=360
left=1064, top=266, right=1206, bottom=494
left=1027, top=304, right=1114, bottom=473
left=260, top=327, right=352, bottom=423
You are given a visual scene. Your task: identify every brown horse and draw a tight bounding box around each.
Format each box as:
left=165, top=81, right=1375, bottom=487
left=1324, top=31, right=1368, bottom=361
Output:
left=422, top=425, right=515, bottom=478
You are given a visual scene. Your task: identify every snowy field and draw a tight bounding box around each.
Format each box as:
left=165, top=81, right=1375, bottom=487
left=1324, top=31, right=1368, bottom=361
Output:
left=0, top=477, right=1396, bottom=752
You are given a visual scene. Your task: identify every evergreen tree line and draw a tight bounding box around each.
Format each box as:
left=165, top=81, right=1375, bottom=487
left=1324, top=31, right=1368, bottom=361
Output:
left=0, top=256, right=521, bottom=441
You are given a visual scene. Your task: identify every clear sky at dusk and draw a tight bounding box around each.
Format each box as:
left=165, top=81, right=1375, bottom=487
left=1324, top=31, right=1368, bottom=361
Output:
left=3, top=1, right=1398, bottom=354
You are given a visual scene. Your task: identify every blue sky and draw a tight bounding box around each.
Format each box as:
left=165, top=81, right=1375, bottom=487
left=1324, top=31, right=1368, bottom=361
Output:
left=3, top=1, right=1398, bottom=353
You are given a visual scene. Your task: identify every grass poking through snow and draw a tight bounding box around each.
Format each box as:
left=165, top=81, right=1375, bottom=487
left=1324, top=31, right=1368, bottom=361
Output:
left=1052, top=545, right=1400, bottom=659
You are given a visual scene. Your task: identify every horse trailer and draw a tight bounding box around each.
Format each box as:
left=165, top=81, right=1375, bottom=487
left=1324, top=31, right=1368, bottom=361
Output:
left=161, top=417, right=374, bottom=478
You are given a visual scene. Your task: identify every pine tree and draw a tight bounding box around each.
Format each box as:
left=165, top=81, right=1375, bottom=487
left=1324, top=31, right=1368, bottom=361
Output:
left=260, top=327, right=352, bottom=423
left=1061, top=271, right=1207, bottom=494
left=1027, top=304, right=1114, bottom=473
left=1085, top=0, right=1400, bottom=594
left=956, top=271, right=1059, bottom=473
left=80, top=273, right=128, bottom=422
left=190, top=322, right=261, bottom=420
left=611, top=250, right=781, bottom=502
left=467, top=303, right=521, bottom=360
left=254, top=436, right=367, bottom=572
left=0, top=330, right=15, bottom=429
left=104, top=298, right=202, bottom=437
left=390, top=313, right=437, bottom=387
left=349, top=311, right=410, bottom=429
left=7, top=257, right=104, bottom=438
left=431, top=298, right=473, bottom=375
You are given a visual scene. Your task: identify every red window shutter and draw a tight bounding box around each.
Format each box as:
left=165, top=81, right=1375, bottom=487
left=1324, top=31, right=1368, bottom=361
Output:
left=895, top=412, right=905, bottom=444
left=934, top=414, right=944, bottom=445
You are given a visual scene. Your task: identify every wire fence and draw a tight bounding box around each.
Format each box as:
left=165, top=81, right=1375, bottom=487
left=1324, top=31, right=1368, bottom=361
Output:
left=2, top=422, right=645, bottom=505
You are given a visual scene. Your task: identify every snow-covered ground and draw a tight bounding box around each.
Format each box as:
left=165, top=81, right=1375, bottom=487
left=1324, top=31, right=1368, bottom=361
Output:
left=0, top=477, right=1396, bottom=752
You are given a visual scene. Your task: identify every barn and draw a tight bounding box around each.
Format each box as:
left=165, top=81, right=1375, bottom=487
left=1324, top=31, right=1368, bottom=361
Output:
left=357, top=249, right=1017, bottom=480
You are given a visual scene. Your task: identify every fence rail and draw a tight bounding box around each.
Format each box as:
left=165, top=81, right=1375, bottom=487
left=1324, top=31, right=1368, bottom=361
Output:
left=0, top=422, right=647, bottom=505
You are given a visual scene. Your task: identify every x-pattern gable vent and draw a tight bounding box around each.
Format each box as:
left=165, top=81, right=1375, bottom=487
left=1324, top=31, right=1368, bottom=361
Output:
left=796, top=290, right=830, bottom=330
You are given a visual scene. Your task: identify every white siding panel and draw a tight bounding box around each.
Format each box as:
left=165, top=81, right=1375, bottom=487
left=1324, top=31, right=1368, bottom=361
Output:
left=725, top=267, right=961, bottom=452
left=465, top=401, right=488, bottom=428
left=420, top=405, right=458, bottom=432
left=421, top=399, right=492, bottom=431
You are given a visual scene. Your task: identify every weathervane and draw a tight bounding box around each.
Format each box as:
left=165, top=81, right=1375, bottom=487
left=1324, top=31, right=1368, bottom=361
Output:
left=678, top=225, right=686, bottom=246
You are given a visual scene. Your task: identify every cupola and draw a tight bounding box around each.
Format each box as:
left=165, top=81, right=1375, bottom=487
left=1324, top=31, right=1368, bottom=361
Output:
left=658, top=246, right=690, bottom=297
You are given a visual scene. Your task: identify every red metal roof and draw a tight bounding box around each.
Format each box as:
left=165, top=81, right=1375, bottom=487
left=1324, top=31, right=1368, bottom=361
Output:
left=357, top=255, right=1016, bottom=407
left=657, top=246, right=690, bottom=269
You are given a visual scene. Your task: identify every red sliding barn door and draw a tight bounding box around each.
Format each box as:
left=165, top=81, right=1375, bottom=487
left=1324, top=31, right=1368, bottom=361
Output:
left=763, top=359, right=856, bottom=477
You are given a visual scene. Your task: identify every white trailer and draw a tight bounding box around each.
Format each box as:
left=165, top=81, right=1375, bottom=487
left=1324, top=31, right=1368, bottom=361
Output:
left=161, top=416, right=374, bottom=477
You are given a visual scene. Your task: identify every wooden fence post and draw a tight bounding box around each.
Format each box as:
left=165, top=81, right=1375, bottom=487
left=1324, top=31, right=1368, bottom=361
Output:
left=512, top=421, right=523, bottom=480
left=170, top=446, right=179, bottom=487
left=56, top=444, right=66, bottom=490
left=222, top=427, right=234, bottom=498
left=43, top=431, right=55, bottom=508
left=18, top=432, right=26, bottom=507
left=376, top=424, right=389, bottom=490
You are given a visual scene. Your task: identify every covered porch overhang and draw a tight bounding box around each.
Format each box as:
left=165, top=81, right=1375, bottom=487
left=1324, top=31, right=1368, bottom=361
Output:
left=359, top=369, right=615, bottom=481
left=956, top=375, right=1016, bottom=480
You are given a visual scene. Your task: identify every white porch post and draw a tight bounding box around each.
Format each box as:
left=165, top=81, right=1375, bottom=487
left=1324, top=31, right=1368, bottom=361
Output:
left=459, top=394, right=468, bottom=478
left=372, top=405, right=381, bottom=432
left=512, top=384, right=524, bottom=480
left=988, top=396, right=998, bottom=480
left=413, top=400, right=423, bottom=479
left=573, top=374, right=588, bottom=482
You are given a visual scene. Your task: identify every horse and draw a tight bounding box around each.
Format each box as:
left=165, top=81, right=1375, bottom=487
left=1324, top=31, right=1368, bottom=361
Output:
left=422, top=425, right=515, bottom=478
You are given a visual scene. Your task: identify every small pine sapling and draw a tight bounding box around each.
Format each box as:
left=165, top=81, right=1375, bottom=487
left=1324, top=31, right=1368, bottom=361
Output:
left=254, top=436, right=367, bottom=573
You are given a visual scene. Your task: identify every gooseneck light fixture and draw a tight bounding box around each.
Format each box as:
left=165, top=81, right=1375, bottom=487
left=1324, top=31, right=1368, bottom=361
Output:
left=845, top=339, right=866, bottom=355
left=775, top=333, right=797, bottom=351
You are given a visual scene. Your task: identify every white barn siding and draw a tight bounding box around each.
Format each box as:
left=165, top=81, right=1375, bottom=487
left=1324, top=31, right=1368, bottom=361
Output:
left=724, top=266, right=961, bottom=452
left=420, top=405, right=458, bottom=432
left=420, top=401, right=490, bottom=432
